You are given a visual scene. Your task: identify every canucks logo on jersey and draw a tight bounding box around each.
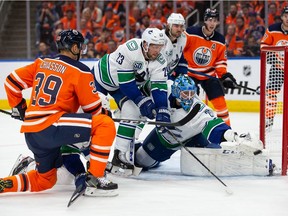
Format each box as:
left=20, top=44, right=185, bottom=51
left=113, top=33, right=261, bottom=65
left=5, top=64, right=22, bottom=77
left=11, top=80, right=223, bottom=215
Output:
left=193, top=47, right=212, bottom=66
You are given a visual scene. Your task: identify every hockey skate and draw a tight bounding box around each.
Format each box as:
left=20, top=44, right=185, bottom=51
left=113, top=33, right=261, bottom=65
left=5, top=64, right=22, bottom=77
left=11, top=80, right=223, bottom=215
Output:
left=108, top=149, right=135, bottom=176
left=9, top=154, right=35, bottom=176
left=74, top=172, right=118, bottom=197
left=85, top=173, right=118, bottom=197
left=0, top=179, right=13, bottom=193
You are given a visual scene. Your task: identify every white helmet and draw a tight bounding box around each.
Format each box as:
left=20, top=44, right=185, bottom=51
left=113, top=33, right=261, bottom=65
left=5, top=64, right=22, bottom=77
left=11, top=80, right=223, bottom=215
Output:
left=141, top=28, right=165, bottom=46
left=167, top=13, right=185, bottom=26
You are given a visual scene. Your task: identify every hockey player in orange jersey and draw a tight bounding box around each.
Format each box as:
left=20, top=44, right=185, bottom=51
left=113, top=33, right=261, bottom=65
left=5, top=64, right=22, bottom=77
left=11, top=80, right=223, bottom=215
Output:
left=0, top=29, right=118, bottom=196
left=176, top=8, right=237, bottom=126
left=260, top=6, right=288, bottom=131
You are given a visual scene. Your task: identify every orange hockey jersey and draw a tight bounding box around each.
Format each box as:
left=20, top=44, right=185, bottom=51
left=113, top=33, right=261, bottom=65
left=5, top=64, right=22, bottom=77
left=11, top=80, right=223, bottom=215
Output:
left=261, top=22, right=288, bottom=69
left=261, top=22, right=288, bottom=47
left=4, top=55, right=102, bottom=133
left=181, top=26, right=227, bottom=80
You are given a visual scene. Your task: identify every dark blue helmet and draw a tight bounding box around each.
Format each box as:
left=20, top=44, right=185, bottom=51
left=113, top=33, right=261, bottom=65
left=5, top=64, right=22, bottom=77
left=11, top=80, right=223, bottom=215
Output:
left=56, top=29, right=85, bottom=51
left=281, top=6, right=288, bottom=16
left=204, top=8, right=219, bottom=21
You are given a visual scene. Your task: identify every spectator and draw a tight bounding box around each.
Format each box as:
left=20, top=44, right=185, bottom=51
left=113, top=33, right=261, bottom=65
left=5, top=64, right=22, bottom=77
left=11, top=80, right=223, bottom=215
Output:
left=82, top=0, right=102, bottom=23
left=240, top=3, right=253, bottom=26
left=108, top=13, right=136, bottom=43
left=94, top=28, right=113, bottom=57
left=225, top=24, right=244, bottom=57
left=91, top=23, right=102, bottom=44
left=225, top=4, right=239, bottom=25
left=135, top=14, right=151, bottom=38
left=107, top=39, right=117, bottom=54
left=81, top=6, right=93, bottom=32
left=150, top=7, right=167, bottom=29
left=242, top=35, right=260, bottom=57
left=60, top=9, right=77, bottom=30
left=98, top=7, right=119, bottom=30
left=244, top=11, right=265, bottom=44
left=235, top=15, right=247, bottom=39
left=35, top=41, right=57, bottom=59
left=268, top=2, right=280, bottom=25
left=35, top=1, right=58, bottom=46
left=61, top=1, right=76, bottom=17
left=79, top=18, right=93, bottom=41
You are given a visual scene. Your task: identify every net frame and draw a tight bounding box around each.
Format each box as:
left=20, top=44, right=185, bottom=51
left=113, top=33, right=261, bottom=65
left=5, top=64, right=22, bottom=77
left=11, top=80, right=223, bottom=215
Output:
left=260, top=46, right=288, bottom=176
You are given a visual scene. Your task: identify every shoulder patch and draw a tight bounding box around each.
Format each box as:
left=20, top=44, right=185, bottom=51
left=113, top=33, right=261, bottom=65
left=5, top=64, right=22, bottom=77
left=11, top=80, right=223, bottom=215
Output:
left=157, top=54, right=166, bottom=64
left=126, top=40, right=139, bottom=51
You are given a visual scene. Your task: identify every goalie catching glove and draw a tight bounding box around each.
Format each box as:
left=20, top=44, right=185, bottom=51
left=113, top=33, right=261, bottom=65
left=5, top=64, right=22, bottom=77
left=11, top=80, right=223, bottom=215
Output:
left=220, top=72, right=237, bottom=89
left=11, top=98, right=27, bottom=121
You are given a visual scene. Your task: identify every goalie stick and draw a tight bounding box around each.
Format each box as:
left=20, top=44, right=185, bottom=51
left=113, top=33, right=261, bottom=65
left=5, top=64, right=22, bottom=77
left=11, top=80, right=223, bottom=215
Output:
left=112, top=103, right=201, bottom=126
left=167, top=130, right=233, bottom=195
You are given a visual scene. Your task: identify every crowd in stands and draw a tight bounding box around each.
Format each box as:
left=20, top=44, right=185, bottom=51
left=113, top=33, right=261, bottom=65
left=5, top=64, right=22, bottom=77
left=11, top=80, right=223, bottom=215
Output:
left=34, top=0, right=287, bottom=59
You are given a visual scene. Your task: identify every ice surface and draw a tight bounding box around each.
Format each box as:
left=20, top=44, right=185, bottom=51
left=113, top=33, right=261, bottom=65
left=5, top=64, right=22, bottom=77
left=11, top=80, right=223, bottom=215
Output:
left=1, top=112, right=288, bottom=216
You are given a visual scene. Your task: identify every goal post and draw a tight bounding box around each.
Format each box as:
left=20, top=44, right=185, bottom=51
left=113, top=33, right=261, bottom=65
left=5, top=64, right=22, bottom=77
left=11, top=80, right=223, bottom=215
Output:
left=260, top=46, right=288, bottom=176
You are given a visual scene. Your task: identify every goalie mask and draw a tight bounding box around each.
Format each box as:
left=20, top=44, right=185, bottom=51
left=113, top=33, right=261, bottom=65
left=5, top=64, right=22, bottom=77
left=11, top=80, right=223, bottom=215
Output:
left=171, top=74, right=197, bottom=111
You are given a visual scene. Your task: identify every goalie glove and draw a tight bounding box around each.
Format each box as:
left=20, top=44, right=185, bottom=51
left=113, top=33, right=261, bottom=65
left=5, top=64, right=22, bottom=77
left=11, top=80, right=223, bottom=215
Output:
left=11, top=98, right=27, bottom=121
left=156, top=108, right=182, bottom=139
left=220, top=72, right=237, bottom=89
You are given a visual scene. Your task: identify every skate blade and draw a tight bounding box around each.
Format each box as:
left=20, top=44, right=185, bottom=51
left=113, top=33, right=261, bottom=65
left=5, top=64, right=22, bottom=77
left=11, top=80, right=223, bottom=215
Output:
left=85, top=187, right=118, bottom=197
left=110, top=165, right=133, bottom=176
left=132, top=166, right=142, bottom=176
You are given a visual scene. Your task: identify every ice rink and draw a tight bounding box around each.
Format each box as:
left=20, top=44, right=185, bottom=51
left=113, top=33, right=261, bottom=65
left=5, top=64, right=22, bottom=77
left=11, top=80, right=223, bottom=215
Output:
left=1, top=111, right=288, bottom=216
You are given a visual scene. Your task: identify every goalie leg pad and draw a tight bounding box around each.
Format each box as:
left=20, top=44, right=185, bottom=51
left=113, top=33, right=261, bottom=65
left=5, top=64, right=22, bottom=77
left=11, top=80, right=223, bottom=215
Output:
left=180, top=147, right=271, bottom=176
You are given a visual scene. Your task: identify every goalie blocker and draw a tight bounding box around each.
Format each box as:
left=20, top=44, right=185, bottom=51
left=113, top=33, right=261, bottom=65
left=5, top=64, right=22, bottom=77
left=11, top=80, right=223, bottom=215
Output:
left=180, top=144, right=273, bottom=176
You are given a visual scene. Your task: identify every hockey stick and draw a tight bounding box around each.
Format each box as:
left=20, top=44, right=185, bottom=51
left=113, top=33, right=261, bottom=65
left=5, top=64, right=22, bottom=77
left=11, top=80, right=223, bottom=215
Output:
left=187, top=68, right=259, bottom=93
left=1, top=104, right=201, bottom=127
left=112, top=103, right=201, bottom=127
left=0, top=109, right=12, bottom=116
left=167, top=130, right=233, bottom=195
left=236, top=84, right=260, bottom=94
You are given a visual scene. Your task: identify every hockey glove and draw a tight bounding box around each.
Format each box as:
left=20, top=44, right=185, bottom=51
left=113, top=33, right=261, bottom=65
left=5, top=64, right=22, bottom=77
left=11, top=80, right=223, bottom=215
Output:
left=156, top=108, right=182, bottom=139
left=101, top=107, right=112, bottom=118
left=135, top=95, right=156, bottom=120
left=220, top=72, right=237, bottom=89
left=11, top=98, right=27, bottom=121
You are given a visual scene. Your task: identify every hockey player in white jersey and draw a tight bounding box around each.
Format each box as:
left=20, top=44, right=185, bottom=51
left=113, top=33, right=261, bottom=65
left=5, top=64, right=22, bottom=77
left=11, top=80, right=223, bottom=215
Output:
left=92, top=28, right=177, bottom=174
left=134, top=13, right=187, bottom=140
left=134, top=74, right=273, bottom=176
left=162, top=13, right=187, bottom=75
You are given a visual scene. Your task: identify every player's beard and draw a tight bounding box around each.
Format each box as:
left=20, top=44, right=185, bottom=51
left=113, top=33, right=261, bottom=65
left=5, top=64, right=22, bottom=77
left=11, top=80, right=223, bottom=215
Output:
left=147, top=52, right=158, bottom=60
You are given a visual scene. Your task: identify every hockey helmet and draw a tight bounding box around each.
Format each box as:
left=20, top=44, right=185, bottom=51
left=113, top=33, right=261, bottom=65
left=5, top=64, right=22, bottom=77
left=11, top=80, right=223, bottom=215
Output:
left=56, top=29, right=87, bottom=54
left=281, top=6, right=288, bottom=16
left=167, top=13, right=185, bottom=26
left=204, top=8, right=219, bottom=21
left=141, top=28, right=165, bottom=46
left=171, top=74, right=197, bottom=111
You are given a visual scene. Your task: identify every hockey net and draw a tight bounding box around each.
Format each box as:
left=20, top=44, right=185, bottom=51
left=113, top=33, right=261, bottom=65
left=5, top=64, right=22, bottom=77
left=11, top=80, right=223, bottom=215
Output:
left=260, top=46, right=288, bottom=175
